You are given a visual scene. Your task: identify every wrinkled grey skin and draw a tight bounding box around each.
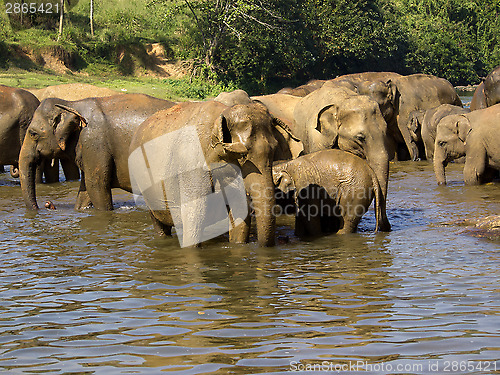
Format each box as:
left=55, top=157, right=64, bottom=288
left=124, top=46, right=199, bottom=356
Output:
left=19, top=94, right=175, bottom=210
left=470, top=82, right=487, bottom=111
left=420, top=104, right=469, bottom=160
left=433, top=104, right=500, bottom=185
left=129, top=101, right=278, bottom=247
left=0, top=85, right=72, bottom=183
left=273, top=149, right=391, bottom=237
left=213, top=89, right=252, bottom=107
left=483, top=65, right=500, bottom=107
left=277, top=79, right=327, bottom=97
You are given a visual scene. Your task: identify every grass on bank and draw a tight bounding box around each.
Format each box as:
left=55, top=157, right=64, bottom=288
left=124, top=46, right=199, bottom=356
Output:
left=0, top=70, right=237, bottom=101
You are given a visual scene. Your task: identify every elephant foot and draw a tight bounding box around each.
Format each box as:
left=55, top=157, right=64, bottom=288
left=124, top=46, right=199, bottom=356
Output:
left=75, top=191, right=93, bottom=210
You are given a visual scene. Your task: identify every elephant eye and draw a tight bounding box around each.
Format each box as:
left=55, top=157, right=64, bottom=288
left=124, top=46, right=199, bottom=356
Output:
left=29, top=129, right=39, bottom=140
left=438, top=141, right=446, bottom=147
left=355, top=133, right=366, bottom=142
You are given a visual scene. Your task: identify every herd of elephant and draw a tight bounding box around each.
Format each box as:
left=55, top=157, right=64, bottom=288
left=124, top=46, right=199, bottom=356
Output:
left=0, top=66, right=499, bottom=247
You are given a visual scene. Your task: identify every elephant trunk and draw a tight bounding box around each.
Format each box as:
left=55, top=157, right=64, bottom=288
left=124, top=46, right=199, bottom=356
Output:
left=244, top=164, right=276, bottom=247
left=366, top=152, right=390, bottom=203
left=433, top=146, right=447, bottom=185
left=19, top=137, right=39, bottom=210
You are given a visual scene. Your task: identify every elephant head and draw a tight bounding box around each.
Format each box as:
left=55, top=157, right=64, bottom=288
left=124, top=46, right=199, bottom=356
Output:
left=433, top=114, right=471, bottom=185
left=483, top=65, right=500, bottom=107
left=357, top=79, right=398, bottom=124
left=209, top=102, right=278, bottom=246
left=273, top=169, right=294, bottom=194
left=294, top=84, right=391, bottom=200
left=19, top=99, right=86, bottom=209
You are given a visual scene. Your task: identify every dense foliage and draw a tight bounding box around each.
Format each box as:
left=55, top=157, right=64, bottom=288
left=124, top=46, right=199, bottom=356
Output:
left=1, top=0, right=499, bottom=91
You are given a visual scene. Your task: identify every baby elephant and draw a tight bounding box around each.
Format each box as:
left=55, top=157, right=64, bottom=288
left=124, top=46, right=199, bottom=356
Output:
left=273, top=149, right=391, bottom=237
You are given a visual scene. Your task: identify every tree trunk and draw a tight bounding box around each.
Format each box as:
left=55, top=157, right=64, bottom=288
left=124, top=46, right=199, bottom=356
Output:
left=90, top=0, right=94, bottom=37
left=57, top=0, right=64, bottom=41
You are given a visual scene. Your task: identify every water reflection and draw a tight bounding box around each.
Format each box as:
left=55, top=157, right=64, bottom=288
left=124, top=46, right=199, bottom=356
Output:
left=0, top=161, right=499, bottom=374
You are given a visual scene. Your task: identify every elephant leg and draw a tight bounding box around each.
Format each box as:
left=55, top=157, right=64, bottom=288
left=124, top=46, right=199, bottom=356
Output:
left=229, top=215, right=251, bottom=243
left=302, top=198, right=323, bottom=237
left=85, top=175, right=113, bottom=210
left=0, top=165, right=4, bottom=173
left=463, top=147, right=488, bottom=185
left=149, top=211, right=172, bottom=237
left=75, top=173, right=93, bottom=210
left=61, top=159, right=80, bottom=181
left=338, top=214, right=361, bottom=234
left=294, top=213, right=307, bottom=238
left=42, top=159, right=60, bottom=184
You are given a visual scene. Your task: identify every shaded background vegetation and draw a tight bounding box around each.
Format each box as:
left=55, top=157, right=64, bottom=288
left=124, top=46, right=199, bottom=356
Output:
left=1, top=0, right=499, bottom=94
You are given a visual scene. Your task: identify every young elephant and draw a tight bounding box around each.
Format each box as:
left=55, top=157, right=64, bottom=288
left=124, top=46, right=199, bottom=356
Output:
left=273, top=149, right=391, bottom=238
left=433, top=104, right=500, bottom=185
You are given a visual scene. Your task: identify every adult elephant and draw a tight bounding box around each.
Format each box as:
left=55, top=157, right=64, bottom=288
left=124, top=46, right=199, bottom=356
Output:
left=290, top=83, right=391, bottom=201
left=470, top=82, right=487, bottom=111
left=19, top=94, right=176, bottom=210
left=0, top=85, right=65, bottom=183
left=420, top=104, right=469, bottom=160
left=129, top=101, right=278, bottom=247
left=433, top=104, right=500, bottom=185
left=483, top=65, right=500, bottom=107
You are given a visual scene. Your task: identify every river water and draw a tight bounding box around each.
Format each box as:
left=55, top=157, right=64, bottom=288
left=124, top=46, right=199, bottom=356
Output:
left=0, top=159, right=499, bottom=374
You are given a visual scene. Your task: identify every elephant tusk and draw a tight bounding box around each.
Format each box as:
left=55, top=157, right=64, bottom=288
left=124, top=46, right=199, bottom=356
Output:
left=51, top=159, right=55, bottom=168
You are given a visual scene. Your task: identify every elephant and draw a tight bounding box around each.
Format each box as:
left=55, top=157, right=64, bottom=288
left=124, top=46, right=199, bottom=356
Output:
left=420, top=104, right=469, bottom=160
left=389, top=74, right=463, bottom=161
left=483, top=65, right=500, bottom=107
left=332, top=73, right=462, bottom=161
left=28, top=83, right=121, bottom=101
left=470, top=82, right=487, bottom=111
left=0, top=85, right=71, bottom=183
left=19, top=94, right=176, bottom=210
left=128, top=101, right=279, bottom=247
left=406, top=109, right=427, bottom=160
left=213, top=89, right=252, bottom=107
left=273, top=149, right=391, bottom=237
left=277, top=79, right=327, bottom=97
left=433, top=104, right=500, bottom=185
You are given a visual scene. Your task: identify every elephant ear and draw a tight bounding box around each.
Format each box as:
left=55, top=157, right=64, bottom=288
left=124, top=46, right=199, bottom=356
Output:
left=210, top=114, right=248, bottom=157
left=54, top=104, right=88, bottom=151
left=274, top=170, right=295, bottom=194
left=456, top=116, right=472, bottom=142
left=316, top=104, right=340, bottom=147
left=386, top=79, right=399, bottom=108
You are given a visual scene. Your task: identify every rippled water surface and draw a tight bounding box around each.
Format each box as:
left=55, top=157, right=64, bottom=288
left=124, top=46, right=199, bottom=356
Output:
left=0, top=161, right=499, bottom=374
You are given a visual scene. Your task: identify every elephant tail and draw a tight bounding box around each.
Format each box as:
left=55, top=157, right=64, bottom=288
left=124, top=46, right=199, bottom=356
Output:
left=10, top=164, right=20, bottom=178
